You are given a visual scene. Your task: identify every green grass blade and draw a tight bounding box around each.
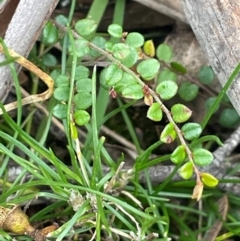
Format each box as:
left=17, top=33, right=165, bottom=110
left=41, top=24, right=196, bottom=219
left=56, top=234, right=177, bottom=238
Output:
left=201, top=63, right=240, bottom=130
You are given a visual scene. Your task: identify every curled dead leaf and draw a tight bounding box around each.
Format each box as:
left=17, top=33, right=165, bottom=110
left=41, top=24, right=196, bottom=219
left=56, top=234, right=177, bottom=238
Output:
left=191, top=180, right=204, bottom=201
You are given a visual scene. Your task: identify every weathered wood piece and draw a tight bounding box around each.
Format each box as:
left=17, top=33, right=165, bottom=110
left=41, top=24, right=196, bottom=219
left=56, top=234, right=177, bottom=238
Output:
left=181, top=0, right=240, bottom=115
left=0, top=0, right=59, bottom=103
left=133, top=0, right=187, bottom=23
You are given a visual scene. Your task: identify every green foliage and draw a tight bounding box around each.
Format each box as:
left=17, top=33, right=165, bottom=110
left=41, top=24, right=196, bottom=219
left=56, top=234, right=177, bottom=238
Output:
left=171, top=104, right=192, bottom=123
left=42, top=21, right=58, bottom=45
left=112, top=43, right=131, bottom=61
left=147, top=102, right=163, bottom=121
left=54, top=86, right=70, bottom=101
left=205, top=96, right=219, bottom=113
left=156, top=43, right=172, bottom=62
left=1, top=5, right=232, bottom=240
left=160, top=122, right=177, bottom=143
left=200, top=172, right=219, bottom=187
left=53, top=104, right=68, bottom=119
left=198, top=66, right=215, bottom=84
left=219, top=108, right=240, bottom=128
left=170, top=145, right=186, bottom=164
left=136, top=59, right=160, bottom=81
left=75, top=18, right=97, bottom=36
left=105, top=64, right=124, bottom=86
left=74, top=65, right=89, bottom=80
left=143, top=39, right=155, bottom=57
left=122, top=83, right=143, bottom=99
left=73, top=92, right=92, bottom=110
left=55, top=14, right=68, bottom=26
left=157, top=69, right=177, bottom=83
left=192, top=148, right=213, bottom=166
left=179, top=162, right=193, bottom=179
left=74, top=110, right=90, bottom=126
left=178, top=82, right=199, bottom=101
left=156, top=80, right=178, bottom=100
left=181, top=123, right=202, bottom=140
left=90, top=36, right=106, bottom=57
left=76, top=78, right=92, bottom=93
left=68, top=39, right=90, bottom=57
left=107, top=23, right=123, bottom=38
left=42, top=53, right=57, bottom=67
left=125, top=32, right=144, bottom=48
left=170, top=61, right=187, bottom=74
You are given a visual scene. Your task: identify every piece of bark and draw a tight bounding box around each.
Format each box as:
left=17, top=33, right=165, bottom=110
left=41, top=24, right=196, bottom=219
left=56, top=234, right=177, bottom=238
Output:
left=0, top=0, right=20, bottom=37
left=181, top=0, right=240, bottom=116
left=0, top=0, right=59, bottom=103
left=133, top=0, right=187, bottom=23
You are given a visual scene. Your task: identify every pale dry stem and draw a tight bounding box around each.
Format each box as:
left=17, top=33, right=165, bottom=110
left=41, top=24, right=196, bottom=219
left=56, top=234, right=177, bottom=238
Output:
left=0, top=43, right=54, bottom=114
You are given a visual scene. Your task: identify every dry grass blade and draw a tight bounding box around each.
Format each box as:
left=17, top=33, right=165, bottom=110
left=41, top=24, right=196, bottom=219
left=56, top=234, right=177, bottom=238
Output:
left=0, top=43, right=54, bottom=114
left=205, top=195, right=229, bottom=241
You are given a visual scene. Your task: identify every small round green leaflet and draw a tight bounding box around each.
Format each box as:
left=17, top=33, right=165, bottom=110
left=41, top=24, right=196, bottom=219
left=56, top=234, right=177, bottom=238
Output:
left=198, top=66, right=215, bottom=85
left=105, top=64, right=124, bottom=86
left=156, top=81, right=178, bottom=100
left=114, top=72, right=138, bottom=93
left=50, top=69, right=60, bottom=80
left=75, top=19, right=97, bottom=36
left=122, top=83, right=144, bottom=100
left=74, top=65, right=89, bottom=80
left=170, top=145, right=186, bottom=164
left=170, top=61, right=187, bottom=74
left=192, top=148, right=213, bottom=166
left=156, top=43, right=172, bottom=62
left=178, top=82, right=199, bottom=102
left=136, top=59, right=160, bottom=81
left=125, top=32, right=144, bottom=48
left=112, top=43, right=131, bottom=62
left=107, top=24, right=123, bottom=38
left=205, top=97, right=219, bottom=113
left=76, top=78, right=92, bottom=93
left=219, top=108, right=240, bottom=128
left=201, top=172, right=219, bottom=187
left=68, top=39, right=90, bottom=58
left=74, top=110, right=90, bottom=126
left=55, top=74, right=69, bottom=87
left=73, top=92, right=92, bottom=110
left=179, top=161, right=193, bottom=179
left=90, top=36, right=106, bottom=58
left=55, top=14, right=68, bottom=26
left=147, top=102, right=163, bottom=121
left=54, top=86, right=70, bottom=101
left=171, top=104, right=192, bottom=123
left=160, top=122, right=177, bottom=143
left=222, top=94, right=230, bottom=103
left=181, top=123, right=202, bottom=141
left=53, top=104, right=68, bottom=119
left=121, top=47, right=138, bottom=68
left=143, top=40, right=155, bottom=57
left=105, top=41, right=113, bottom=52
left=42, top=53, right=57, bottom=67
left=157, top=69, right=177, bottom=83
left=99, top=68, right=108, bottom=90
left=42, top=21, right=58, bottom=45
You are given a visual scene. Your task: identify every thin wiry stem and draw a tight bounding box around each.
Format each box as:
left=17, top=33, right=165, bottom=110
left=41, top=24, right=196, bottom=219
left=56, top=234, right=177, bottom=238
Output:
left=52, top=19, right=202, bottom=187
